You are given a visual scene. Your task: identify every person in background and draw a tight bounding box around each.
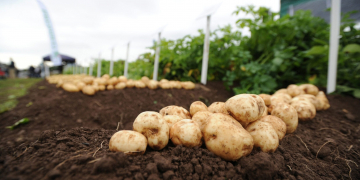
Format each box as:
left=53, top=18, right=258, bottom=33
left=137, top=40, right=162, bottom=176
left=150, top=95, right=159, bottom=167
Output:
left=29, top=66, right=35, bottom=78
left=8, top=58, right=16, bottom=79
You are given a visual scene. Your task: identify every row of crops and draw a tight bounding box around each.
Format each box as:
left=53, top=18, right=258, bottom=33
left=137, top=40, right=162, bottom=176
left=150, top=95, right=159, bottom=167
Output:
left=64, top=6, right=360, bottom=97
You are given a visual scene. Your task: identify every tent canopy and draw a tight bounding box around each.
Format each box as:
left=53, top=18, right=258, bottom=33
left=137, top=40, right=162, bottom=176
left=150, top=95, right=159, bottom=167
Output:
left=43, top=54, right=76, bottom=64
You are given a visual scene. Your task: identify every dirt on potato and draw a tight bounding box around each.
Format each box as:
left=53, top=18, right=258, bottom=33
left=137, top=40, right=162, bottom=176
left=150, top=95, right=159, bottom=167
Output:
left=0, top=80, right=359, bottom=180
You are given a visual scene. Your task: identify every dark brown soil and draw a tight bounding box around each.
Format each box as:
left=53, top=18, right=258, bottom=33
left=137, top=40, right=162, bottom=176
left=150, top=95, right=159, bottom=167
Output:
left=0, top=80, right=359, bottom=180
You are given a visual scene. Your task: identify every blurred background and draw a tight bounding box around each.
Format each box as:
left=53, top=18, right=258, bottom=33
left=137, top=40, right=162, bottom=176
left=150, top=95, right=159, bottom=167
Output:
left=0, top=0, right=359, bottom=96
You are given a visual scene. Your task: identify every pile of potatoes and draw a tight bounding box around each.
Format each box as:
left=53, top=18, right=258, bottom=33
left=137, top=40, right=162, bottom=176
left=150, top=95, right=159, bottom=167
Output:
left=46, top=74, right=196, bottom=96
left=109, top=83, right=330, bottom=161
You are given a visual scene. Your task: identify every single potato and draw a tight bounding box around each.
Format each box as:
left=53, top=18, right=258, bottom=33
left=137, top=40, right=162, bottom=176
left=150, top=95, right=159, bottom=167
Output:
left=164, top=115, right=183, bottom=129
left=192, top=111, right=213, bottom=132
left=98, top=85, right=106, bottom=91
left=135, top=81, right=146, bottom=88
left=259, top=94, right=271, bottom=106
left=62, top=83, right=80, bottom=92
left=225, top=94, right=266, bottom=127
left=208, top=102, right=229, bottom=115
left=169, top=81, right=182, bottom=89
left=118, top=76, right=127, bottom=82
left=292, top=94, right=321, bottom=111
left=147, top=80, right=158, bottom=89
left=274, top=88, right=288, bottom=95
left=115, top=82, right=126, bottom=89
left=181, top=81, right=196, bottom=90
left=141, top=76, right=150, bottom=84
left=82, top=85, right=95, bottom=96
left=82, top=77, right=94, bottom=84
left=287, top=84, right=305, bottom=97
left=291, top=100, right=316, bottom=121
left=299, top=84, right=319, bottom=96
left=316, top=91, right=330, bottom=110
left=170, top=119, right=202, bottom=147
left=133, top=111, right=169, bottom=150
left=259, top=115, right=286, bottom=140
left=109, top=130, right=147, bottom=155
left=102, top=74, right=110, bottom=80
left=159, top=82, right=171, bottom=89
left=190, top=101, right=208, bottom=116
left=203, top=113, right=254, bottom=161
left=159, top=105, right=191, bottom=119
left=246, top=120, right=279, bottom=153
left=126, top=80, right=135, bottom=88
left=107, top=84, right=114, bottom=90
left=270, top=103, right=298, bottom=134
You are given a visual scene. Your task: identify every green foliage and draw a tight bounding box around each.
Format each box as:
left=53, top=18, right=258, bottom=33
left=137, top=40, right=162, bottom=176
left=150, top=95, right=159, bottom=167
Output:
left=6, top=118, right=29, bottom=130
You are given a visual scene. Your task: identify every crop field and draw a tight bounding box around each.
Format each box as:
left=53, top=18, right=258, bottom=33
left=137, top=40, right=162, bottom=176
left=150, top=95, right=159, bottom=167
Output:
left=0, top=79, right=359, bottom=180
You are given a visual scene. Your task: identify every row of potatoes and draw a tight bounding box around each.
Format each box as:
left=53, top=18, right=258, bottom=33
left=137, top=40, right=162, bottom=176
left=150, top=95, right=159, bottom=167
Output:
left=109, top=84, right=330, bottom=161
left=46, top=74, right=196, bottom=95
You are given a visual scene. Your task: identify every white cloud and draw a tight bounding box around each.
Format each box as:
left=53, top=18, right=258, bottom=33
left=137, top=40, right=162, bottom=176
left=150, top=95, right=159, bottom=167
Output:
left=0, top=0, right=279, bottom=70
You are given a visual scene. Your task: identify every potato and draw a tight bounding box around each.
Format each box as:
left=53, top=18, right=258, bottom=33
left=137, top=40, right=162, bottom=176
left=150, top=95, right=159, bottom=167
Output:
left=259, top=115, right=286, bottom=140
left=164, top=115, right=183, bottom=129
left=299, top=84, right=319, bottom=95
left=270, top=103, right=298, bottom=134
left=274, top=88, right=288, bottom=95
left=118, top=76, right=127, bottom=82
left=56, top=79, right=63, bottom=88
left=107, top=77, right=119, bottom=85
left=126, top=80, right=135, bottom=88
left=170, top=119, right=202, bottom=147
left=225, top=94, right=266, bottom=127
left=169, top=81, right=182, bottom=89
left=262, top=106, right=268, bottom=117
left=109, top=130, right=147, bottom=155
left=82, top=77, right=94, bottom=84
left=291, top=100, right=316, bottom=121
left=271, top=93, right=292, bottom=104
left=181, top=81, right=195, bottom=90
left=133, top=111, right=169, bottom=150
left=92, top=85, right=99, bottom=92
left=99, top=85, right=106, bottom=91
left=203, top=113, right=253, bottom=161
left=135, top=81, right=146, bottom=88
left=292, top=94, right=321, bottom=111
left=141, top=76, right=150, bottom=84
left=107, top=84, right=114, bottom=90
left=316, top=91, right=330, bottom=110
left=82, top=85, right=95, bottom=96
left=95, top=78, right=107, bottom=86
left=287, top=84, right=305, bottom=97
left=190, top=101, right=208, bottom=116
left=159, top=79, right=169, bottom=84
left=246, top=120, right=279, bottom=153
left=259, top=94, right=271, bottom=106
left=192, top=111, right=213, bottom=132
left=76, top=82, right=86, bottom=90
left=62, top=83, right=80, bottom=92
left=208, top=102, right=229, bottom=115
left=102, top=74, right=110, bottom=80
left=159, top=82, right=171, bottom=89
left=115, top=82, right=126, bottom=89
left=159, top=105, right=191, bottom=119
left=147, top=80, right=158, bottom=89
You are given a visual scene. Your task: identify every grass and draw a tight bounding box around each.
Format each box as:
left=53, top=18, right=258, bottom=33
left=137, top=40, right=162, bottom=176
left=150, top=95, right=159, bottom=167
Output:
left=0, top=78, right=42, bottom=114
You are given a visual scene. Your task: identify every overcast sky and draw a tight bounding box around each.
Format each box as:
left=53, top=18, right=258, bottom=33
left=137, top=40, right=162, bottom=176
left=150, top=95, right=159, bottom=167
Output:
left=0, top=0, right=280, bottom=69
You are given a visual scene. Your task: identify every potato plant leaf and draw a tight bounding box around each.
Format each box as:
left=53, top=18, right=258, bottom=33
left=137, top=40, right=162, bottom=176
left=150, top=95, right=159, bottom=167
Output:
left=6, top=118, right=29, bottom=130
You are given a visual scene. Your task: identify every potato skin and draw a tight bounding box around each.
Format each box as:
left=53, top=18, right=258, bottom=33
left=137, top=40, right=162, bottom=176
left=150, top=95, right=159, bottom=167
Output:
left=274, top=88, right=288, bottom=95
left=159, top=82, right=171, bottom=89
left=76, top=82, right=86, bottom=90
left=271, top=93, right=292, bottom=105
left=259, top=94, right=271, bottom=106
left=102, top=74, right=110, bottom=80
left=98, top=85, right=106, bottom=91
left=192, top=111, right=213, bottom=132
left=62, top=83, right=80, bottom=92
left=135, top=81, right=146, bottom=88
left=270, top=103, right=298, bottom=134
left=203, top=113, right=253, bottom=161
left=115, top=82, right=126, bottom=89
left=225, top=94, right=266, bottom=126
left=109, top=130, right=147, bottom=155
left=133, top=111, right=169, bottom=150
left=316, top=91, right=330, bottom=110
left=246, top=121, right=279, bottom=153
left=299, top=84, right=319, bottom=96
left=126, top=80, right=135, bottom=88
left=208, top=102, right=229, bottom=115
left=169, top=81, right=182, bottom=89
left=163, top=115, right=183, bottom=129
left=107, top=84, right=114, bottom=90
left=159, top=105, right=191, bottom=119
left=82, top=85, right=95, bottom=96
left=147, top=80, right=158, bottom=89
left=287, top=84, right=305, bottom=97
left=141, top=76, right=150, bottom=84
left=190, top=101, right=208, bottom=116
left=170, top=119, right=202, bottom=147
left=118, top=76, right=127, bottom=82
left=180, top=81, right=195, bottom=90
left=259, top=115, right=286, bottom=140
left=291, top=100, right=316, bottom=121
left=292, top=94, right=321, bottom=111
